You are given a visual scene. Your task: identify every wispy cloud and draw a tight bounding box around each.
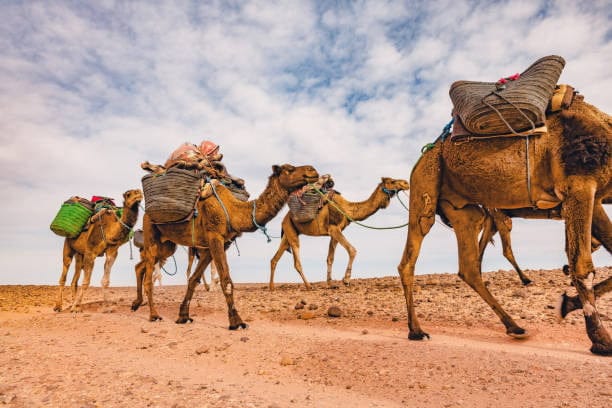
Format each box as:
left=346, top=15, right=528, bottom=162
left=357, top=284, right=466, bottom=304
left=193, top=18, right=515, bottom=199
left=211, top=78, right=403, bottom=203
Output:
left=0, top=0, right=610, bottom=286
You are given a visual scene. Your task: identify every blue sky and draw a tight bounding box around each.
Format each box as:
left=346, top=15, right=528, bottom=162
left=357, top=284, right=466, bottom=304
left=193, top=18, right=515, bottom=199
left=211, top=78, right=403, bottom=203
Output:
left=1, top=0, right=610, bottom=286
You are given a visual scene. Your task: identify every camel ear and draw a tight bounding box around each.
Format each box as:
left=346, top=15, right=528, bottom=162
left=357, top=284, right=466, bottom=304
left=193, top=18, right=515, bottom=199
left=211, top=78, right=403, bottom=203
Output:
left=381, top=177, right=391, bottom=183
left=272, top=165, right=282, bottom=175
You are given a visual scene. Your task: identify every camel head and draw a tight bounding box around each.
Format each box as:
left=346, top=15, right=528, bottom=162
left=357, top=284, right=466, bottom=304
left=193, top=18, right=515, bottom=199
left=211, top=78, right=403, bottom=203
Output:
left=272, top=164, right=319, bottom=192
left=379, top=177, right=410, bottom=207
left=122, top=189, right=144, bottom=208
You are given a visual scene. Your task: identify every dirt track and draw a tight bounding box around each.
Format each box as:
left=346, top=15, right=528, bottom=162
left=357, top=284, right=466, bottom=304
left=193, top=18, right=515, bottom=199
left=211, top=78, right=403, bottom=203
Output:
left=1, top=268, right=610, bottom=407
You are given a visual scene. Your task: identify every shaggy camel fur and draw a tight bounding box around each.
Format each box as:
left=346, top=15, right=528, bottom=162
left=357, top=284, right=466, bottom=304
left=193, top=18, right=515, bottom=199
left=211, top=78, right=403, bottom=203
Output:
left=55, top=189, right=143, bottom=312
left=398, top=95, right=612, bottom=355
left=479, top=206, right=607, bottom=285
left=132, top=164, right=319, bottom=328
left=269, top=177, right=410, bottom=290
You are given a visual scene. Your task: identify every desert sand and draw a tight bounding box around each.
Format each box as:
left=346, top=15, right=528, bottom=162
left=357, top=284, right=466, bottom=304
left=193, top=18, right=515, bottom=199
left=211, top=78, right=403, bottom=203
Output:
left=1, top=267, right=610, bottom=407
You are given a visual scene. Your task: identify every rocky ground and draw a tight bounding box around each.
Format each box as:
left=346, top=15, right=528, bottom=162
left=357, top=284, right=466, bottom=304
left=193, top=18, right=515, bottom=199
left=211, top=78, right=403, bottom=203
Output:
left=1, top=267, right=611, bottom=407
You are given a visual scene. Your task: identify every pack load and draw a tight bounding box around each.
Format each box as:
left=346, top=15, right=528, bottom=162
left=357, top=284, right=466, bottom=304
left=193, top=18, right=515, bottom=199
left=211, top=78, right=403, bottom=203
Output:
left=142, top=167, right=203, bottom=223
left=288, top=174, right=334, bottom=223
left=50, top=196, right=94, bottom=238
left=449, top=55, right=565, bottom=136
left=141, top=140, right=250, bottom=224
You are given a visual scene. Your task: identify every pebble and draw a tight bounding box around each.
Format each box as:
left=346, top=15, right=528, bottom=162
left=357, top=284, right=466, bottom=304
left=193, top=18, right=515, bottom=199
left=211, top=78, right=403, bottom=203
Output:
left=327, top=306, right=342, bottom=318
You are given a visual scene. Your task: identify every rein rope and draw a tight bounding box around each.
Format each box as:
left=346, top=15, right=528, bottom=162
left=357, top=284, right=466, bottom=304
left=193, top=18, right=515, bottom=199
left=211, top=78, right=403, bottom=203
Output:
left=310, top=184, right=409, bottom=230
left=251, top=201, right=275, bottom=242
left=160, top=255, right=178, bottom=276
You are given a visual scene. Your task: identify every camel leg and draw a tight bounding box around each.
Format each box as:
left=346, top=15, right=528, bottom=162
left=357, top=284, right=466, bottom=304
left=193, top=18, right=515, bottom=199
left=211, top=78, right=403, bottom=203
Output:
left=209, top=261, right=219, bottom=291
left=283, top=221, right=312, bottom=290
left=71, top=254, right=95, bottom=313
left=563, top=184, right=611, bottom=355
left=131, top=258, right=145, bottom=311
left=397, top=192, right=437, bottom=341
left=559, top=276, right=612, bottom=318
left=559, top=204, right=612, bottom=317
left=327, top=226, right=356, bottom=286
left=144, top=243, right=175, bottom=321
left=101, top=246, right=118, bottom=304
left=211, top=236, right=246, bottom=330
left=493, top=212, right=532, bottom=285
left=326, top=238, right=339, bottom=285
left=70, top=254, right=83, bottom=305
left=440, top=201, right=527, bottom=338
left=55, top=242, right=75, bottom=312
left=176, top=250, right=211, bottom=324
left=270, top=235, right=290, bottom=291
left=591, top=201, right=612, bottom=253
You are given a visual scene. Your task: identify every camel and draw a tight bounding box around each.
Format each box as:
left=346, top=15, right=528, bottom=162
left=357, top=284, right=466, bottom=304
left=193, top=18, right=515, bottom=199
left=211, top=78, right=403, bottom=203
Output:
left=269, top=177, right=410, bottom=290
left=54, top=189, right=143, bottom=312
left=131, top=164, right=319, bottom=328
left=397, top=94, right=612, bottom=355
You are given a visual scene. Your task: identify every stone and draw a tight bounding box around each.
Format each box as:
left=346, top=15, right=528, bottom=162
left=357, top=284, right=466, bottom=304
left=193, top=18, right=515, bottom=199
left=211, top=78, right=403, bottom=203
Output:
left=327, top=306, right=342, bottom=318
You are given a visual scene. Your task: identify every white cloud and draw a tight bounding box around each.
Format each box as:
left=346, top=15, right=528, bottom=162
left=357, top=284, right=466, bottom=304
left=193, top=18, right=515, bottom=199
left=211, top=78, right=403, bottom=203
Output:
left=0, top=0, right=610, bottom=288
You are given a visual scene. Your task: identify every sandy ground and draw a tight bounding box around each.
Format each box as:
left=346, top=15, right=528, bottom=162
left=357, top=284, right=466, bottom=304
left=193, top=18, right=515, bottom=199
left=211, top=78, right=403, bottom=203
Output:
left=1, top=267, right=611, bottom=407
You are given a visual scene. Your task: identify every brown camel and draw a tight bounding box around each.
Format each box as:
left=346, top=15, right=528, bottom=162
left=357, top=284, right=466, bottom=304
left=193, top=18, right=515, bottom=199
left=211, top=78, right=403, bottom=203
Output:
left=269, top=177, right=410, bottom=290
left=397, top=95, right=612, bottom=355
left=479, top=205, right=608, bottom=285
left=54, top=189, right=143, bottom=312
left=131, top=164, right=319, bottom=328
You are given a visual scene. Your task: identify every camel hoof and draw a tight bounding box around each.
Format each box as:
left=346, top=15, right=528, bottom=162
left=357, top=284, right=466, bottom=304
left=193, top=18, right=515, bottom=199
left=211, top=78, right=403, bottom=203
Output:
left=131, top=303, right=141, bottom=312
left=175, top=317, right=193, bottom=324
left=342, top=279, right=350, bottom=287
left=590, top=343, right=612, bottom=356
left=53, top=305, right=62, bottom=312
left=408, top=331, right=430, bottom=341
left=149, top=315, right=163, bottom=322
left=506, top=327, right=528, bottom=339
left=70, top=306, right=82, bottom=313
left=521, top=279, right=533, bottom=286
left=228, top=322, right=248, bottom=330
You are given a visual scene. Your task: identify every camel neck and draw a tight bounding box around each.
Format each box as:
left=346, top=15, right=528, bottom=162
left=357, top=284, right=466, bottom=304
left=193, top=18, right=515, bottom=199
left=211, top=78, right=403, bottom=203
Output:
left=121, top=203, right=140, bottom=228
left=249, top=177, right=289, bottom=230
left=342, top=185, right=390, bottom=221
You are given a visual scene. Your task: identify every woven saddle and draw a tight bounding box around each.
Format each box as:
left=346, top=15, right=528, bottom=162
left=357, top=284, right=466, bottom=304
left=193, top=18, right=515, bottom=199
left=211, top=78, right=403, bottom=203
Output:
left=449, top=55, right=566, bottom=136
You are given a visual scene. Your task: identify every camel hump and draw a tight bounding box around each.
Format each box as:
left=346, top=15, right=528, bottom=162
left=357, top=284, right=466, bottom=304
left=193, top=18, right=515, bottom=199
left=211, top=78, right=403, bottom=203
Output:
left=450, top=55, right=565, bottom=136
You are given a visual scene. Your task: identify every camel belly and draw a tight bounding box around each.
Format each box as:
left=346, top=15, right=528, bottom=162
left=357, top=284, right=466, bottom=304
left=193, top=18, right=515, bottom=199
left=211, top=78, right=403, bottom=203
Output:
left=440, top=137, right=559, bottom=209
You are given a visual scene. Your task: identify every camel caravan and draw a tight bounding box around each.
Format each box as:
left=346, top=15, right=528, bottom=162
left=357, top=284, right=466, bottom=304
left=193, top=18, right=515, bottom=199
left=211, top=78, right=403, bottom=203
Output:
left=50, top=55, right=611, bottom=355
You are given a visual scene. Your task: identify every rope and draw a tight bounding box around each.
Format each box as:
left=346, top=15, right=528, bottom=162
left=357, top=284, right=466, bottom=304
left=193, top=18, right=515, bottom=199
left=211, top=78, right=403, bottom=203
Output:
left=251, top=201, right=274, bottom=242
left=309, top=184, right=409, bottom=230
left=208, top=177, right=233, bottom=233
left=160, top=255, right=178, bottom=276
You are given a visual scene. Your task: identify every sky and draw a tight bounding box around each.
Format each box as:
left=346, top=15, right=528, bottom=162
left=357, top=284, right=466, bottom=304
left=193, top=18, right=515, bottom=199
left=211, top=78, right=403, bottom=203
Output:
left=1, top=0, right=610, bottom=287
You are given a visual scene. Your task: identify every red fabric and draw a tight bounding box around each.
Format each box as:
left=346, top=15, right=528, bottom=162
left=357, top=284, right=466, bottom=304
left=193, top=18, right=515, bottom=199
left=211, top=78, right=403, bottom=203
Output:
left=199, top=140, right=219, bottom=157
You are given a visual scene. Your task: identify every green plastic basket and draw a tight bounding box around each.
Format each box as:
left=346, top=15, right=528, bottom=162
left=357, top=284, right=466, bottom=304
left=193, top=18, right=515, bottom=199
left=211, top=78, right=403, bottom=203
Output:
left=50, top=202, right=94, bottom=238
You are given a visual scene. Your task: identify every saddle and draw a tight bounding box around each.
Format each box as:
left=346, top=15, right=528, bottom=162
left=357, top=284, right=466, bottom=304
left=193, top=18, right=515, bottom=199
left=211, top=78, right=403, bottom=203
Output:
left=449, top=55, right=565, bottom=136
left=450, top=84, right=576, bottom=142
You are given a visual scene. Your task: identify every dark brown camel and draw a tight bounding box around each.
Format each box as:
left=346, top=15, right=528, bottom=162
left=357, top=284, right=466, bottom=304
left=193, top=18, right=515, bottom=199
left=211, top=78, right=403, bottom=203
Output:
left=131, top=164, right=319, bottom=328
left=398, top=95, right=612, bottom=355
left=55, top=189, right=143, bottom=312
left=269, top=177, right=409, bottom=290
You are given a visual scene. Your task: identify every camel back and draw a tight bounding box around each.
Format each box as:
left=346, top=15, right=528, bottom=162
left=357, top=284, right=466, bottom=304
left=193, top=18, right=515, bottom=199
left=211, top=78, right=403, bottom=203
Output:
left=449, top=55, right=565, bottom=135
left=142, top=167, right=202, bottom=224
left=50, top=197, right=94, bottom=238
